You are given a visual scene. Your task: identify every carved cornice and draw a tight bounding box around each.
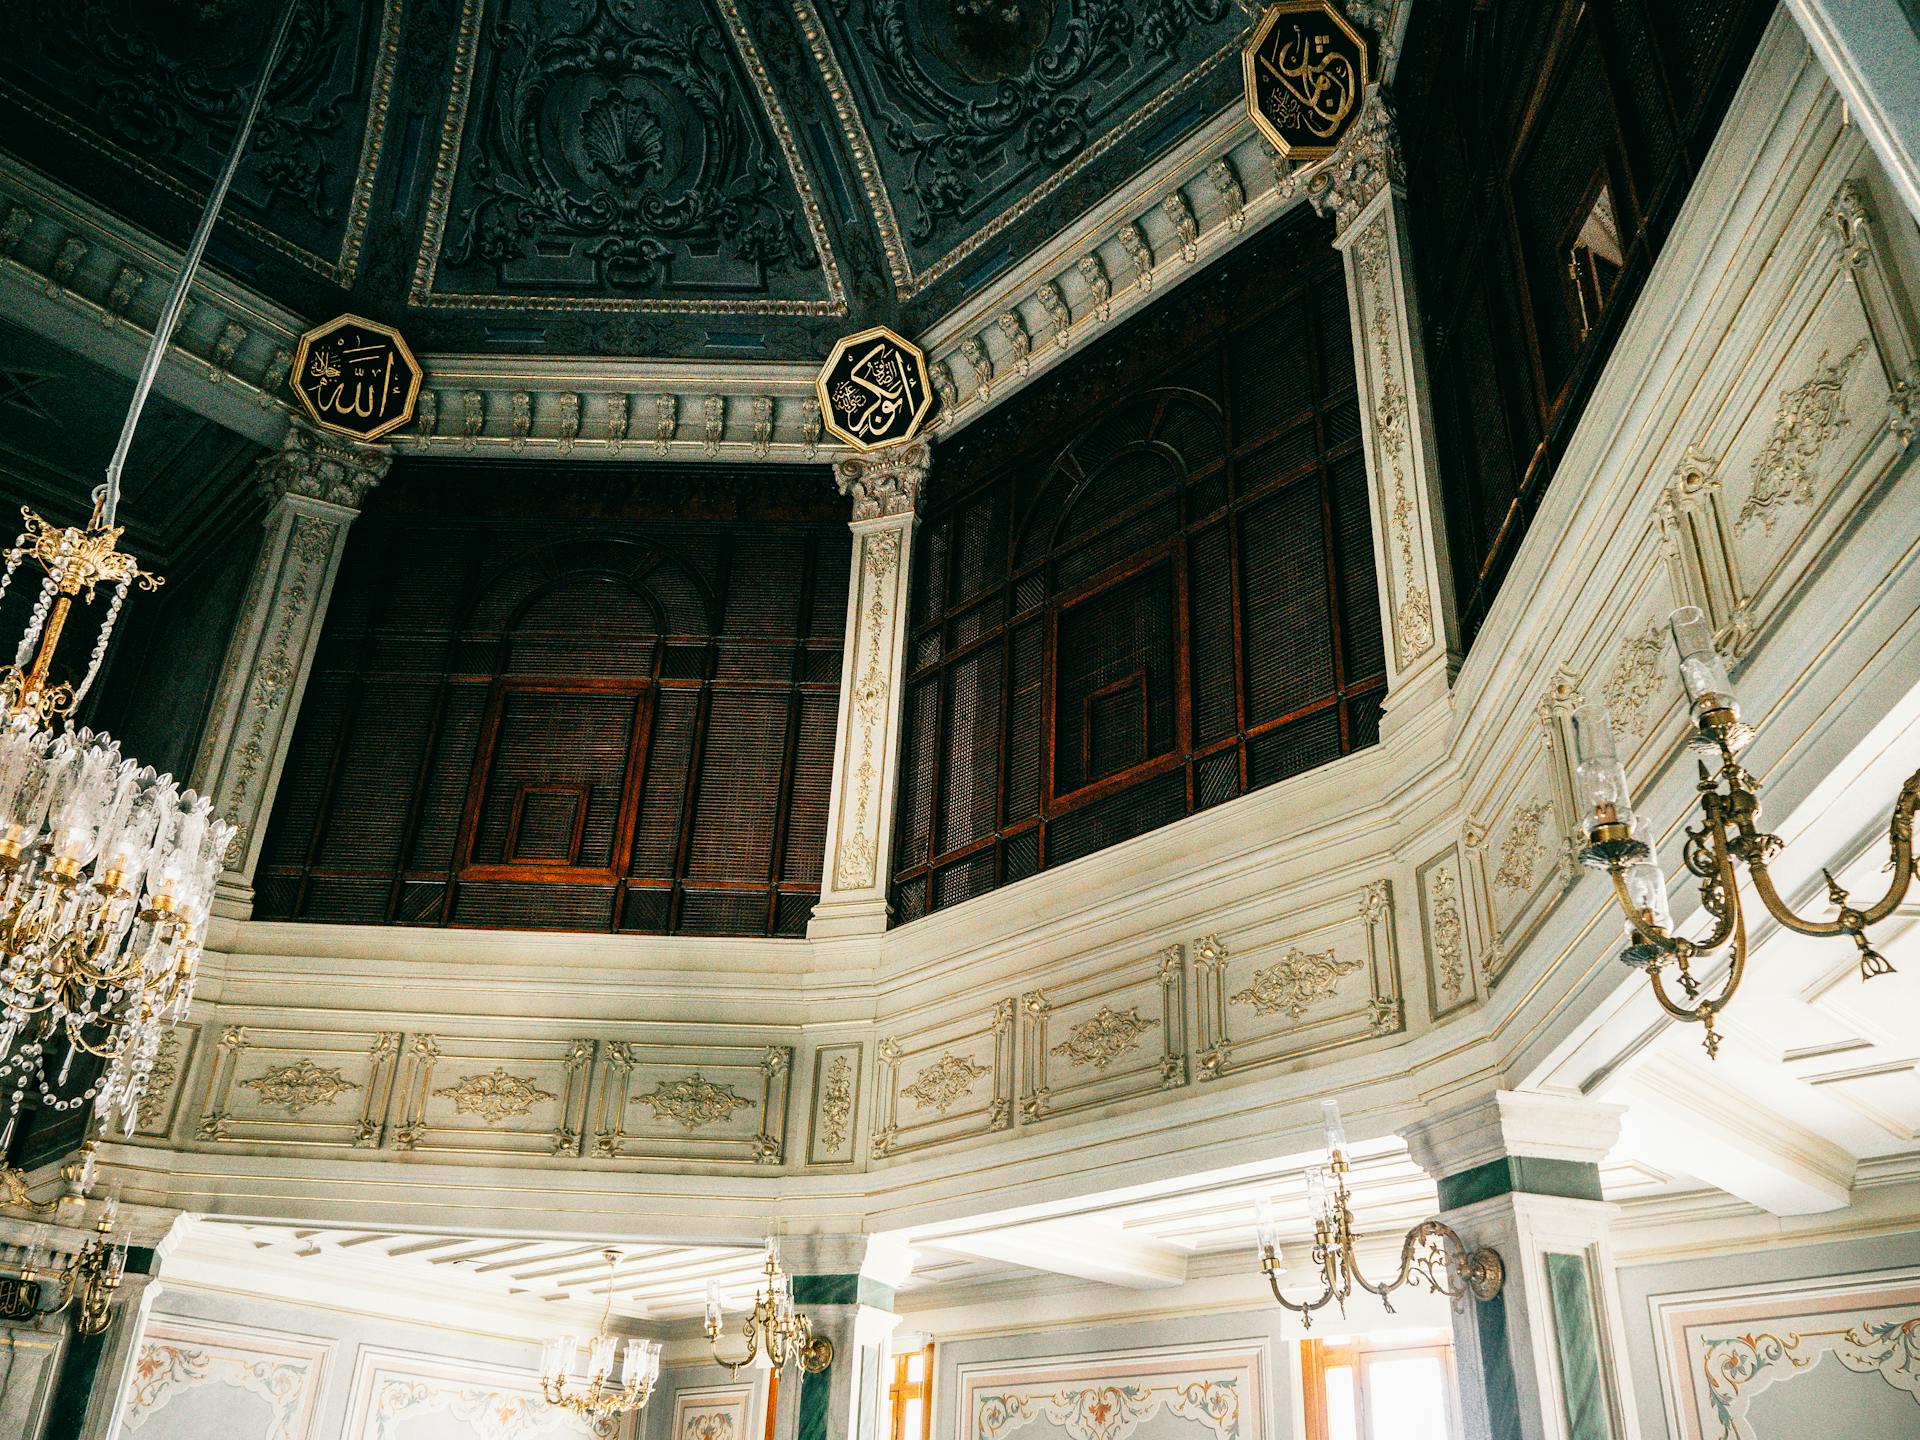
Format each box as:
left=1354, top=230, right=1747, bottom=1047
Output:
left=834, top=441, right=930, bottom=522
left=1308, top=95, right=1403, bottom=238
left=255, top=426, right=392, bottom=512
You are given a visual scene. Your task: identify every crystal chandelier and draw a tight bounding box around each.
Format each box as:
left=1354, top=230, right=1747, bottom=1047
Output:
left=0, top=0, right=297, bottom=1152
left=540, top=1249, right=662, bottom=1430
left=1574, top=605, right=1919, bottom=1057
left=705, top=1238, right=834, bottom=1376
left=1252, top=1100, right=1504, bottom=1328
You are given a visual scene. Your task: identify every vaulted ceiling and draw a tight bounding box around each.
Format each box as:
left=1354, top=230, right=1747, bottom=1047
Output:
left=0, top=0, right=1251, bottom=362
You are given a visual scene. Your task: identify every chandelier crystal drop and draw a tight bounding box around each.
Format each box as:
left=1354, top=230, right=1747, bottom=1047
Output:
left=0, top=506, right=232, bottom=1143
left=540, top=1249, right=662, bottom=1429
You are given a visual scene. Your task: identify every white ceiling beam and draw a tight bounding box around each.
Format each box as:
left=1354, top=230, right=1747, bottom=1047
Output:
left=924, top=1223, right=1188, bottom=1290
left=1617, top=1055, right=1855, bottom=1215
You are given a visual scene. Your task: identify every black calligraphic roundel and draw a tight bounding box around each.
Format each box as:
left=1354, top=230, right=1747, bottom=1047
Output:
left=1243, top=2, right=1370, bottom=161
left=816, top=326, right=934, bottom=452
left=290, top=314, right=423, bottom=443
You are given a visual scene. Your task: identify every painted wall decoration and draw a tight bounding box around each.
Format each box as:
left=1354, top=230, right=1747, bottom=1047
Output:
left=670, top=1383, right=752, bottom=1440
left=1651, top=1272, right=1920, bottom=1440
left=118, top=1316, right=331, bottom=1440
left=343, top=1349, right=606, bottom=1440
left=958, top=1341, right=1267, bottom=1440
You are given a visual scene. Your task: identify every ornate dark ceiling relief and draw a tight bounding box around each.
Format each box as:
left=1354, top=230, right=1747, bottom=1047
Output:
left=796, top=0, right=1246, bottom=301
left=0, top=0, right=400, bottom=282
left=411, top=0, right=846, bottom=314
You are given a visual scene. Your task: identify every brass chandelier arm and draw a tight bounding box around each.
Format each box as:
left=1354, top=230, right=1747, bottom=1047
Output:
left=1740, top=768, right=1920, bottom=936
left=1354, top=1220, right=1506, bottom=1309
left=1261, top=1247, right=1342, bottom=1324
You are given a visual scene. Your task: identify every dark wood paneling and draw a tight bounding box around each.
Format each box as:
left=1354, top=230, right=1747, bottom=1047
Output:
left=890, top=208, right=1386, bottom=923
left=254, top=462, right=849, bottom=938
left=1397, top=0, right=1772, bottom=643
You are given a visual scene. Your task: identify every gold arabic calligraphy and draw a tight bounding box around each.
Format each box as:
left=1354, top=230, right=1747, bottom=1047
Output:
left=304, top=340, right=401, bottom=423
left=831, top=340, right=923, bottom=443
left=1261, top=25, right=1358, bottom=139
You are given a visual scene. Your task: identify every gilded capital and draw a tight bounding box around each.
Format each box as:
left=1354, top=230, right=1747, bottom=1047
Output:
left=1308, top=95, right=1403, bottom=238
left=255, top=424, right=392, bottom=511
left=834, top=440, right=929, bottom=522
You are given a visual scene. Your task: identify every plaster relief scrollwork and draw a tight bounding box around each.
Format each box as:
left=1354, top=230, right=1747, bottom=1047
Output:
left=432, top=1067, right=557, bottom=1125
left=1740, top=341, right=1870, bottom=531
left=634, top=1073, right=755, bottom=1133
left=1230, top=948, right=1364, bottom=1019
left=1050, top=1006, right=1159, bottom=1070
left=1603, top=624, right=1667, bottom=739
left=1308, top=94, right=1402, bottom=238
left=237, top=1059, right=360, bottom=1116
left=1162, top=191, right=1198, bottom=262
left=1494, top=800, right=1555, bottom=895
left=1354, top=214, right=1434, bottom=664
left=902, top=1053, right=990, bottom=1114
left=135, top=1027, right=185, bottom=1133
left=1430, top=866, right=1466, bottom=1004
left=818, top=1054, right=854, bottom=1152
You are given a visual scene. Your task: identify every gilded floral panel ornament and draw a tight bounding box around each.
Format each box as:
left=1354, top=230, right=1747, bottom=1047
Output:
left=901, top=1053, right=990, bottom=1114
left=431, top=1067, right=558, bottom=1125
left=237, top=1060, right=360, bottom=1115
left=1050, top=1006, right=1161, bottom=1070
left=1494, top=800, right=1554, bottom=894
left=1603, top=624, right=1667, bottom=739
left=818, top=1055, right=854, bottom=1152
left=1230, top=947, right=1363, bottom=1019
left=1430, top=866, right=1466, bottom=1002
left=634, top=1073, right=755, bottom=1133
left=1740, top=341, right=1870, bottom=530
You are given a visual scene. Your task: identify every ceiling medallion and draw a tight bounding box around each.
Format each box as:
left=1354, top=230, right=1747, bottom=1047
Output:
left=1242, top=2, right=1370, bottom=161
left=816, top=326, right=934, bottom=452
left=288, top=314, right=423, bottom=443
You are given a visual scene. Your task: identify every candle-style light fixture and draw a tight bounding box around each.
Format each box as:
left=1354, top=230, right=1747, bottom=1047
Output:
left=1253, top=1100, right=1504, bottom=1328
left=1574, top=605, right=1918, bottom=1057
left=540, top=1249, right=662, bottom=1430
left=0, top=0, right=303, bottom=1165
left=704, top=1237, right=833, bottom=1377
left=2, top=1145, right=128, bottom=1336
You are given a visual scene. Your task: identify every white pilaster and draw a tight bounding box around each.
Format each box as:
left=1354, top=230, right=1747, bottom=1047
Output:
left=1403, top=1091, right=1641, bottom=1440
left=192, top=425, right=389, bottom=917
left=1313, top=98, right=1460, bottom=722
left=808, top=442, right=926, bottom=940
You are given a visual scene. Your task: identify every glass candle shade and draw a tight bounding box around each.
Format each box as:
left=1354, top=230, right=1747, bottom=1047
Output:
left=1670, top=606, right=1737, bottom=718
left=1572, top=703, right=1637, bottom=839
left=1252, top=1196, right=1280, bottom=1260
left=1320, top=1097, right=1347, bottom=1159
left=1622, top=858, right=1674, bottom=935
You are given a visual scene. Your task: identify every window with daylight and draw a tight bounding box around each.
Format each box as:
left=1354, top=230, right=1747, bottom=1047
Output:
left=1398, top=0, right=1773, bottom=643
left=888, top=1342, right=935, bottom=1440
left=890, top=207, right=1385, bottom=922
left=253, top=463, right=850, bottom=937
left=1301, top=1333, right=1461, bottom=1440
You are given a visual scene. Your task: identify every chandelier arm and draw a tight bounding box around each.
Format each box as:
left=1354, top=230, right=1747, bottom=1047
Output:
left=1264, top=1265, right=1338, bottom=1321
left=1743, top=770, right=1919, bottom=932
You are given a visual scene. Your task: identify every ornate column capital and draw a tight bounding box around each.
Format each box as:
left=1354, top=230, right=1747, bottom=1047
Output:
left=255, top=424, right=392, bottom=511
left=1308, top=94, right=1404, bottom=239
left=833, top=440, right=929, bottom=522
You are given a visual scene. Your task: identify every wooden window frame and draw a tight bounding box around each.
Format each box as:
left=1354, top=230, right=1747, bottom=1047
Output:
left=1301, top=1333, right=1462, bottom=1440
left=887, top=1341, right=935, bottom=1440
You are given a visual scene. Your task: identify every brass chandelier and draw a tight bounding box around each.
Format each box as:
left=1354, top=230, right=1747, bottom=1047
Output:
left=704, top=1238, right=834, bottom=1377
left=1253, top=1101, right=1504, bottom=1328
left=0, top=1142, right=127, bottom=1336
left=1574, top=606, right=1918, bottom=1057
left=0, top=0, right=301, bottom=1151
left=539, top=1249, right=662, bottom=1431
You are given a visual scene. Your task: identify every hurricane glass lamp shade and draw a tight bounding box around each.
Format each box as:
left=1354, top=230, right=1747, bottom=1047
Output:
left=1622, top=859, right=1674, bottom=932
left=1252, top=1196, right=1281, bottom=1260
left=704, top=1281, right=723, bottom=1331
left=1305, top=1165, right=1330, bottom=1218
left=1571, top=703, right=1636, bottom=838
left=1670, top=606, right=1736, bottom=718
left=1320, top=1097, right=1347, bottom=1159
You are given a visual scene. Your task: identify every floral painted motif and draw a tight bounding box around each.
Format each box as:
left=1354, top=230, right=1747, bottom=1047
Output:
left=974, top=1377, right=1240, bottom=1440
left=1701, top=1313, right=1920, bottom=1440
left=123, top=1331, right=324, bottom=1440
left=371, top=1375, right=592, bottom=1440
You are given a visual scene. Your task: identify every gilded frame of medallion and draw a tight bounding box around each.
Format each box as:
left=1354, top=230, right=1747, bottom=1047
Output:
left=408, top=0, right=847, bottom=315
left=1192, top=880, right=1402, bottom=1082
left=196, top=1025, right=402, bottom=1150
left=871, top=999, right=1015, bottom=1160
left=387, top=1033, right=596, bottom=1158
left=1018, top=943, right=1189, bottom=1127
left=788, top=0, right=1248, bottom=298
left=815, top=324, right=934, bottom=452
left=289, top=313, right=424, bottom=443
left=0, top=0, right=403, bottom=285
left=1241, top=1, right=1371, bottom=162
left=588, top=1040, right=793, bottom=1166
